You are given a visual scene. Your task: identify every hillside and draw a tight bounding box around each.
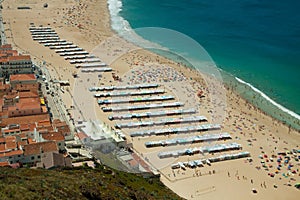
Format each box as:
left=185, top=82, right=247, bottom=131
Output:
left=0, top=165, right=183, bottom=200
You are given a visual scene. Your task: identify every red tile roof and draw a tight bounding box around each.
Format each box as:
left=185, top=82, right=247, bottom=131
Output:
left=0, top=58, right=8, bottom=62
left=37, top=120, right=52, bottom=127
left=0, top=44, right=12, bottom=50
left=41, top=132, right=65, bottom=142
left=24, top=141, right=58, bottom=156
left=0, top=83, right=10, bottom=90
left=18, top=140, right=28, bottom=149
left=0, top=149, right=23, bottom=158
left=10, top=74, right=36, bottom=82
left=0, top=50, right=18, bottom=57
left=8, top=55, right=31, bottom=62
left=3, top=92, right=18, bottom=100
left=0, top=144, right=5, bottom=151
left=15, top=97, right=41, bottom=110
left=13, top=83, right=39, bottom=91
left=20, top=123, right=36, bottom=132
left=5, top=141, right=17, bottom=149
left=1, top=114, right=50, bottom=127
left=0, top=161, right=10, bottom=167
left=5, top=135, right=16, bottom=142
left=19, top=91, right=39, bottom=98
left=27, top=138, right=36, bottom=144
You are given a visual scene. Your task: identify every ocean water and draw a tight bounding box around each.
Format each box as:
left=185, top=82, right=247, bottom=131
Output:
left=108, top=0, right=300, bottom=130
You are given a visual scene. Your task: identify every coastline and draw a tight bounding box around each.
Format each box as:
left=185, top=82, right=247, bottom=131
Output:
left=109, top=0, right=300, bottom=131
left=1, top=0, right=299, bottom=200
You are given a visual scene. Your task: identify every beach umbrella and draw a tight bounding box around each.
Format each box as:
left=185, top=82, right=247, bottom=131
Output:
left=285, top=160, right=289, bottom=164
left=252, top=188, right=258, bottom=194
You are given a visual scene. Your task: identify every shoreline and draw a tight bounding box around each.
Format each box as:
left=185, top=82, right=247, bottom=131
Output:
left=1, top=0, right=299, bottom=200
left=107, top=0, right=300, bottom=131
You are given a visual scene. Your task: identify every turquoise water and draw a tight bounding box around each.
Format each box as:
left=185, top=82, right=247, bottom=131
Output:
left=108, top=0, right=300, bottom=130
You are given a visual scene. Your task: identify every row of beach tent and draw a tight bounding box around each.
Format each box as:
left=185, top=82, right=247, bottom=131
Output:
left=145, top=132, right=232, bottom=148
left=98, top=95, right=174, bottom=105
left=108, top=108, right=197, bottom=120
left=115, top=115, right=207, bottom=129
left=102, top=102, right=184, bottom=112
left=171, top=152, right=251, bottom=169
left=89, top=83, right=159, bottom=91
left=130, top=124, right=221, bottom=137
left=94, top=89, right=165, bottom=98
left=158, top=142, right=242, bottom=159
left=29, top=25, right=111, bottom=72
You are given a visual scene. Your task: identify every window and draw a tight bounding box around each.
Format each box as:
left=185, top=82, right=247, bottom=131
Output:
left=31, top=156, right=34, bottom=160
left=37, top=155, right=41, bottom=159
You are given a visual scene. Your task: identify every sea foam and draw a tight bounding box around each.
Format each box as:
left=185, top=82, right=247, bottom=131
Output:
left=108, top=0, right=300, bottom=125
left=108, top=0, right=131, bottom=34
left=107, top=0, right=167, bottom=50
left=235, top=77, right=300, bottom=120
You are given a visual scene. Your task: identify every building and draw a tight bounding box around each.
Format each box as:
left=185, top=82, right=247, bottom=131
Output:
left=23, top=141, right=59, bottom=164
left=0, top=55, right=33, bottom=78
left=9, top=74, right=37, bottom=87
left=0, top=74, right=46, bottom=119
left=0, top=135, right=25, bottom=164
left=7, top=97, right=45, bottom=117
left=37, top=152, right=72, bottom=169
left=0, top=54, right=73, bottom=168
left=75, top=120, right=126, bottom=151
left=0, top=44, right=33, bottom=78
left=40, top=131, right=65, bottom=151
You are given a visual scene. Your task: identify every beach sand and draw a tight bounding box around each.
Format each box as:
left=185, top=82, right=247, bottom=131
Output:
left=2, top=0, right=299, bottom=199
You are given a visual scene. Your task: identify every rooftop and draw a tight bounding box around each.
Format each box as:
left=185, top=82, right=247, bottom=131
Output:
left=5, top=141, right=17, bottom=149
left=0, top=161, right=10, bottom=167
left=0, top=143, right=5, bottom=151
left=20, top=123, right=36, bottom=132
left=13, top=83, right=39, bottom=91
left=0, top=149, right=23, bottom=158
left=23, top=141, right=58, bottom=156
left=1, top=114, right=50, bottom=127
left=41, top=132, right=65, bottom=142
left=19, top=91, right=39, bottom=98
left=7, top=97, right=41, bottom=112
left=8, top=55, right=31, bottom=62
left=0, top=44, right=12, bottom=50
left=10, top=74, right=36, bottom=82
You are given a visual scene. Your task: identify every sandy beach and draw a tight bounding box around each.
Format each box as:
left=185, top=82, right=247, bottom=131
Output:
left=2, top=0, right=299, bottom=199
